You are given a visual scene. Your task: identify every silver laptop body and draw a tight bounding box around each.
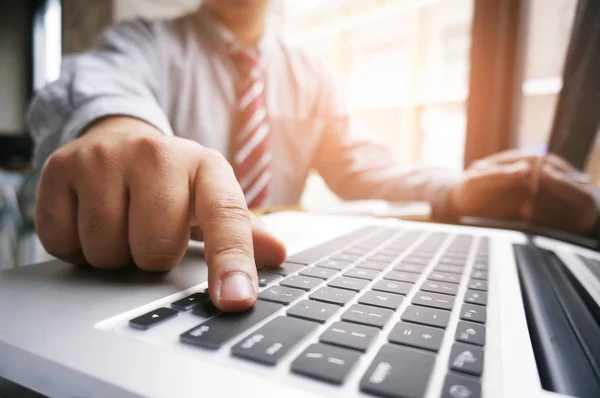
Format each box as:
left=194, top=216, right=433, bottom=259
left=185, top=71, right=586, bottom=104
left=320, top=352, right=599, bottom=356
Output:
left=1, top=211, right=599, bottom=398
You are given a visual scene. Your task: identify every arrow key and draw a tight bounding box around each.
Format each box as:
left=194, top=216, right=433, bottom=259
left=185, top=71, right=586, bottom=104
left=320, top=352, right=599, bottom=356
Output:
left=129, top=307, right=178, bottom=330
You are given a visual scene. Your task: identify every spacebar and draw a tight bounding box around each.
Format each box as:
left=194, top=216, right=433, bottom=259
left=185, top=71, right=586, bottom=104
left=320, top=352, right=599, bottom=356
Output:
left=180, top=301, right=282, bottom=349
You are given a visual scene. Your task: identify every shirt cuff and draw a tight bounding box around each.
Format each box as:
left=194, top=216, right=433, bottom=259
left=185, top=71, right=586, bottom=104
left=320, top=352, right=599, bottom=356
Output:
left=60, top=96, right=174, bottom=146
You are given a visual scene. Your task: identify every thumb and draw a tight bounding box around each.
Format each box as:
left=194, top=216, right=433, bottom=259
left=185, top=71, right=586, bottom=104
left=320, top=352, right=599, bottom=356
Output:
left=191, top=212, right=287, bottom=267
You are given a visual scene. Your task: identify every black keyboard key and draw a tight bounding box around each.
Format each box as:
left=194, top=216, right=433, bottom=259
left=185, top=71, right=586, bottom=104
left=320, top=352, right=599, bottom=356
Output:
left=464, top=290, right=487, bottom=306
left=280, top=275, right=322, bottom=291
left=191, top=298, right=220, bottom=317
left=438, top=257, right=465, bottom=266
left=429, top=271, right=461, bottom=283
left=310, top=286, right=356, bottom=305
left=442, top=251, right=467, bottom=259
left=231, top=316, right=317, bottom=365
left=320, top=321, right=379, bottom=352
left=291, top=343, right=361, bottom=385
left=344, top=267, right=379, bottom=281
left=270, top=262, right=304, bottom=276
left=258, top=271, right=282, bottom=287
left=356, top=260, right=389, bottom=271
left=317, top=259, right=352, bottom=270
left=412, top=291, right=455, bottom=310
left=341, top=304, right=393, bottom=328
left=394, top=263, right=426, bottom=274
left=129, top=307, right=178, bottom=330
left=449, top=343, right=485, bottom=376
left=360, top=344, right=436, bottom=398
left=286, top=227, right=375, bottom=265
left=344, top=247, right=370, bottom=256
left=379, top=248, right=403, bottom=256
left=471, top=270, right=488, bottom=280
left=402, top=256, right=429, bottom=265
left=455, top=321, right=486, bottom=346
left=328, top=276, right=369, bottom=292
left=171, top=292, right=208, bottom=311
left=441, top=373, right=482, bottom=398
left=384, top=270, right=419, bottom=283
left=389, top=322, right=444, bottom=352
left=402, top=305, right=450, bottom=328
left=259, top=285, right=304, bottom=305
left=407, top=251, right=431, bottom=260
left=372, top=280, right=412, bottom=295
left=287, top=299, right=340, bottom=323
left=330, top=253, right=361, bottom=263
left=358, top=291, right=404, bottom=310
left=467, top=279, right=488, bottom=291
left=368, top=254, right=396, bottom=263
left=435, top=264, right=464, bottom=274
left=421, top=280, right=459, bottom=295
left=460, top=304, right=487, bottom=323
left=180, top=301, right=282, bottom=349
left=300, top=266, right=338, bottom=280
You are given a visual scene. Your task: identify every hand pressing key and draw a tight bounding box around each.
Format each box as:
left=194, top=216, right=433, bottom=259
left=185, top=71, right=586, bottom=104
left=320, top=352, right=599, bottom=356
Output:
left=35, top=116, right=287, bottom=312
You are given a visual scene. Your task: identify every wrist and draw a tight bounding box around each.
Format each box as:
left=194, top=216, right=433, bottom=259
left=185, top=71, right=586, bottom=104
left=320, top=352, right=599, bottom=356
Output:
left=430, top=175, right=462, bottom=222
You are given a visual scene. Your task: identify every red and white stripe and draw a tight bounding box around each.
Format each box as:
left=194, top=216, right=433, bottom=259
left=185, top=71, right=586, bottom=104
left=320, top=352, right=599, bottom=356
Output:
left=230, top=49, right=271, bottom=209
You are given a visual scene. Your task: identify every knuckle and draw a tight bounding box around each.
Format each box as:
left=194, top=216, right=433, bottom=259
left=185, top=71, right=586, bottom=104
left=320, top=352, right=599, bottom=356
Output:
left=88, top=141, right=120, bottom=172
left=133, top=135, right=172, bottom=169
left=81, top=206, right=111, bottom=237
left=212, top=236, right=254, bottom=262
left=208, top=196, right=250, bottom=224
left=133, top=237, right=184, bottom=271
left=199, top=148, right=229, bottom=168
left=44, top=150, right=72, bottom=177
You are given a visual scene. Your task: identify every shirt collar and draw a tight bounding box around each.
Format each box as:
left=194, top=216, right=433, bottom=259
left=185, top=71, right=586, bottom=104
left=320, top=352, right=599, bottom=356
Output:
left=195, top=4, right=276, bottom=63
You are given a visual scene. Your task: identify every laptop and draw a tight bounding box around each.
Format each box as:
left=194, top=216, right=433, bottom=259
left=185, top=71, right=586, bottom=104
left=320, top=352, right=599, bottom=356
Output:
left=1, top=210, right=600, bottom=398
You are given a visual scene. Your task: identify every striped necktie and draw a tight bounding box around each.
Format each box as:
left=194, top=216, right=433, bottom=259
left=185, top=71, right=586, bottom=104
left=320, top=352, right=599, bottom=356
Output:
left=230, top=48, right=272, bottom=209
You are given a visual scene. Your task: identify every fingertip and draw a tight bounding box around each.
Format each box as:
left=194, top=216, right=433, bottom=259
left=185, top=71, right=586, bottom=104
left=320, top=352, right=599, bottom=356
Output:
left=211, top=271, right=258, bottom=312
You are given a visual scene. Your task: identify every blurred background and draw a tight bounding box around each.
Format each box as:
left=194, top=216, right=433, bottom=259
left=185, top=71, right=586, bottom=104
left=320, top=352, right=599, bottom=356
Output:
left=1, top=0, right=598, bottom=269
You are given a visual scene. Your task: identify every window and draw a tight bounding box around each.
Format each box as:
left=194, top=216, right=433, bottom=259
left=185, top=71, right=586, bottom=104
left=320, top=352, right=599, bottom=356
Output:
left=33, top=0, right=62, bottom=91
left=281, top=0, right=474, bottom=206
left=517, top=0, right=578, bottom=154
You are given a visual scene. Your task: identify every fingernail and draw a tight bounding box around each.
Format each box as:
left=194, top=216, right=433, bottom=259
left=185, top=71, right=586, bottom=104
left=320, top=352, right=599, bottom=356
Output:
left=220, top=272, right=255, bottom=301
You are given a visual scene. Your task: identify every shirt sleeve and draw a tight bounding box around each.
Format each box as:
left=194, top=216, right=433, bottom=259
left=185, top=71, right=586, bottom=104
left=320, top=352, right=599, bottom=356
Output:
left=27, top=18, right=174, bottom=168
left=310, top=62, right=461, bottom=221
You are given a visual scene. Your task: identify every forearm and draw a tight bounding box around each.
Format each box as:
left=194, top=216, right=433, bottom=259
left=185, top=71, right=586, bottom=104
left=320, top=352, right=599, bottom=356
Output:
left=315, top=129, right=460, bottom=219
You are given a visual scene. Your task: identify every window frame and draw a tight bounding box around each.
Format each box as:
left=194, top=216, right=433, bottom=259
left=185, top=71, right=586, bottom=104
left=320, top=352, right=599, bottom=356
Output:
left=463, top=0, right=529, bottom=167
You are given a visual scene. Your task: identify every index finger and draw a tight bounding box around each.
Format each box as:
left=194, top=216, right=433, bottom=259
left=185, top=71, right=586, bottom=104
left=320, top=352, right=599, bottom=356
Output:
left=193, top=149, right=258, bottom=312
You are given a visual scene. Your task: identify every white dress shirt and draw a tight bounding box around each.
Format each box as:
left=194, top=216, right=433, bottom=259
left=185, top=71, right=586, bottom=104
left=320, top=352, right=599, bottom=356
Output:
left=28, top=5, right=457, bottom=217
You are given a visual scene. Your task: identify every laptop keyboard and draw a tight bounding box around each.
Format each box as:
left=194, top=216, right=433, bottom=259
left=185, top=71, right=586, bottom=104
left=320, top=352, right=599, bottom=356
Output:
left=128, top=227, right=489, bottom=398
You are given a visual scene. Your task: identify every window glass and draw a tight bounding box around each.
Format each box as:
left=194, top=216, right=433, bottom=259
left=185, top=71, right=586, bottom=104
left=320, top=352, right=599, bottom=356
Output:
left=282, top=0, right=474, bottom=205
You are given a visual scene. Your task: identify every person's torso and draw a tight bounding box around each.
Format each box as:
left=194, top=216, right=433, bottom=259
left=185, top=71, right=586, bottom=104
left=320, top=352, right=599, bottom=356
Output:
left=151, top=13, right=328, bottom=207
